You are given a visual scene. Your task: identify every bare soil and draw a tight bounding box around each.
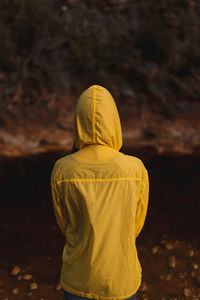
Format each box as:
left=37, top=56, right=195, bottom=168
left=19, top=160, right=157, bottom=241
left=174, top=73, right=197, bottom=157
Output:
left=0, top=149, right=200, bottom=300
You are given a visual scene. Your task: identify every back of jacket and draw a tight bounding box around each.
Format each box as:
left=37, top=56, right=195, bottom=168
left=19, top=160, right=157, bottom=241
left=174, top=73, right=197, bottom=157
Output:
left=51, top=85, right=149, bottom=300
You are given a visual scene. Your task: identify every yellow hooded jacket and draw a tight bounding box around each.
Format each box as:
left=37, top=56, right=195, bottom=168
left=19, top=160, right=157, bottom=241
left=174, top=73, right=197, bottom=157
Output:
left=51, top=85, right=149, bottom=300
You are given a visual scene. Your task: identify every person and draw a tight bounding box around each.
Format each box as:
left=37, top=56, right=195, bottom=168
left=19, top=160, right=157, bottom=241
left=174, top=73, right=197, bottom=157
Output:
left=51, top=85, right=149, bottom=300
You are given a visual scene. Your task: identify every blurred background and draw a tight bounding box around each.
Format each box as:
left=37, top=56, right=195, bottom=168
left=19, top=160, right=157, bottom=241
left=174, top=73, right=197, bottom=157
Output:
left=0, top=0, right=200, bottom=299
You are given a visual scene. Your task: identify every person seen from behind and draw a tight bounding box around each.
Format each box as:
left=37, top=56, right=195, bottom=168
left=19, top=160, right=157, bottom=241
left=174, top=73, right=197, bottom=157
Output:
left=51, top=85, right=149, bottom=300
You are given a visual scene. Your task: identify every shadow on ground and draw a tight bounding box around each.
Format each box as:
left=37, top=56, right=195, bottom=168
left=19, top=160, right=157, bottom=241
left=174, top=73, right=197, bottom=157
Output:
left=1, top=149, right=200, bottom=300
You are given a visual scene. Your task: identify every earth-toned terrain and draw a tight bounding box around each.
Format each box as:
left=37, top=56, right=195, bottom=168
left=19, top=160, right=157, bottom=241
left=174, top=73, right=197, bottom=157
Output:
left=0, top=150, right=200, bottom=300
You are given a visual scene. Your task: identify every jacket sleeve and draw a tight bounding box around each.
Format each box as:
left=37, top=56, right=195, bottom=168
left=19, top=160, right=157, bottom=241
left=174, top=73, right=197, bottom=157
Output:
left=51, top=173, right=68, bottom=236
left=135, top=166, right=149, bottom=238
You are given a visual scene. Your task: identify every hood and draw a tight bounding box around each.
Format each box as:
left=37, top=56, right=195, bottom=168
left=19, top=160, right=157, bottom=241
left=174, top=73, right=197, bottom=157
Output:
left=73, top=85, right=122, bottom=151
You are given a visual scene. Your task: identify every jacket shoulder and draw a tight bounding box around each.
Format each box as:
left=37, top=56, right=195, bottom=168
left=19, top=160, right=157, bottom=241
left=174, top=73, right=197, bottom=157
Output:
left=51, top=154, right=77, bottom=182
left=53, top=154, right=75, bottom=168
left=116, top=152, right=147, bottom=177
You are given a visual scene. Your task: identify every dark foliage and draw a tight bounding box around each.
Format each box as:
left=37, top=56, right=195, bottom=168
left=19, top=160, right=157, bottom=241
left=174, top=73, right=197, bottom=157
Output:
left=0, top=0, right=200, bottom=106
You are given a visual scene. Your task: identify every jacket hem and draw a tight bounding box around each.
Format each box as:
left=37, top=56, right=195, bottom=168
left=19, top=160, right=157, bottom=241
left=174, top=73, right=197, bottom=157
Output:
left=61, top=279, right=141, bottom=300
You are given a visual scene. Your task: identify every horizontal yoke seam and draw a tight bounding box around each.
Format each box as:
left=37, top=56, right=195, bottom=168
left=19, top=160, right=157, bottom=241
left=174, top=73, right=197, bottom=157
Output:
left=53, top=177, right=145, bottom=187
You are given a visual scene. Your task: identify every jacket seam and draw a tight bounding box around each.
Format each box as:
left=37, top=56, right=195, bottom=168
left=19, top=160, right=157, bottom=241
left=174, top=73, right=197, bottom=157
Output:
left=92, top=85, right=97, bottom=143
left=53, top=177, right=145, bottom=187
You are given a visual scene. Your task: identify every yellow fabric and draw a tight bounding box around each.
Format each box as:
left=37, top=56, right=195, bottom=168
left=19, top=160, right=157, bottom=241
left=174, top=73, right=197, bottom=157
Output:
left=73, top=85, right=122, bottom=151
left=51, top=85, right=149, bottom=300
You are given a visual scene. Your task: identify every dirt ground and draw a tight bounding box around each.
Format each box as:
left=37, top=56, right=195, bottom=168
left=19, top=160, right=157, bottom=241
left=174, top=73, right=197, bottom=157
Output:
left=0, top=149, right=200, bottom=300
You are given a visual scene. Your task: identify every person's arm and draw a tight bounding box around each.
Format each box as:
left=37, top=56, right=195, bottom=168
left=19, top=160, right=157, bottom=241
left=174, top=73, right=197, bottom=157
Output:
left=51, top=173, right=68, bottom=236
left=135, top=167, right=149, bottom=238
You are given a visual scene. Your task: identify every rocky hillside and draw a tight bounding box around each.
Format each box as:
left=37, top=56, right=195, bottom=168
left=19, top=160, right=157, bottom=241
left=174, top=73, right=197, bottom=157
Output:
left=0, top=0, right=200, bottom=156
